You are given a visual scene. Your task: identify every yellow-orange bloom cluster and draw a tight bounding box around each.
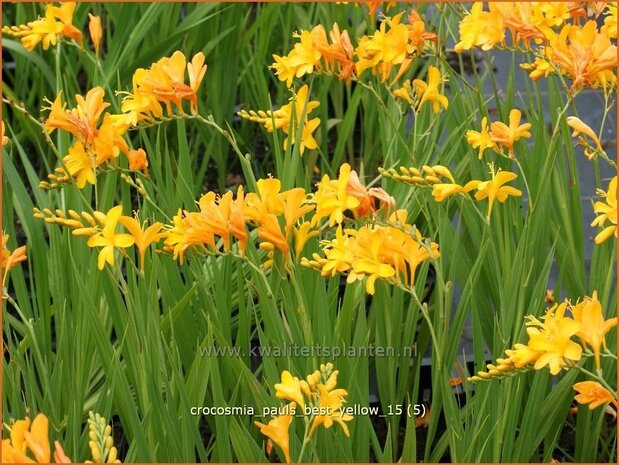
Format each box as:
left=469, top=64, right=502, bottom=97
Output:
left=470, top=292, right=616, bottom=381
left=466, top=109, right=531, bottom=158
left=165, top=179, right=316, bottom=268
left=272, top=24, right=356, bottom=85
left=238, top=85, right=321, bottom=155
left=2, top=2, right=82, bottom=51
left=544, top=20, right=617, bottom=91
left=115, top=51, right=207, bottom=127
left=312, top=163, right=394, bottom=227
left=256, top=363, right=352, bottom=463
left=591, top=176, right=617, bottom=244
left=302, top=209, right=439, bottom=295
left=356, top=12, right=437, bottom=82
left=42, top=87, right=129, bottom=189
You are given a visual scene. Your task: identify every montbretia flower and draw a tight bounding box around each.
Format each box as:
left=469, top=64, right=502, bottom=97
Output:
left=466, top=116, right=497, bottom=159
left=355, top=13, right=415, bottom=82
left=118, top=51, right=207, bottom=124
left=2, top=121, right=9, bottom=146
left=469, top=167, right=522, bottom=218
left=2, top=2, right=81, bottom=51
left=119, top=216, right=166, bottom=271
left=63, top=141, right=96, bottom=188
left=88, top=14, right=102, bottom=55
left=311, top=163, right=394, bottom=226
left=591, top=176, right=617, bottom=244
left=238, top=85, right=320, bottom=155
left=526, top=301, right=583, bottom=375
left=573, top=381, right=617, bottom=410
left=412, top=65, right=449, bottom=114
left=571, top=291, right=617, bottom=370
left=1, top=413, right=71, bottom=463
left=303, top=210, right=439, bottom=295
left=86, top=205, right=135, bottom=270
left=1, top=234, right=27, bottom=287
left=567, top=116, right=604, bottom=160
left=454, top=2, right=504, bottom=53
left=275, top=371, right=306, bottom=409
left=126, top=148, right=149, bottom=173
left=488, top=109, right=532, bottom=157
left=254, top=403, right=295, bottom=463
left=547, top=21, right=617, bottom=91
left=308, top=385, right=353, bottom=437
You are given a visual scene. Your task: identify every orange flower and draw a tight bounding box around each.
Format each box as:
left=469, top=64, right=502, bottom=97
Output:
left=489, top=109, right=532, bottom=156
left=2, top=121, right=9, bottom=146
left=45, top=87, right=110, bottom=143
left=254, top=403, right=295, bottom=463
left=88, top=14, right=102, bottom=55
left=119, top=51, right=207, bottom=123
left=547, top=21, right=617, bottom=91
left=573, top=381, right=617, bottom=409
left=2, top=234, right=27, bottom=287
left=1, top=413, right=59, bottom=463
left=126, top=148, right=149, bottom=172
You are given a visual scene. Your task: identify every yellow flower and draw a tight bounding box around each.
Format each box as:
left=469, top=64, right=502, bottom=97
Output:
left=308, top=385, right=353, bottom=437
left=567, top=116, right=604, bottom=160
left=526, top=301, right=583, bottom=375
left=489, top=109, right=532, bottom=156
left=118, top=216, right=166, bottom=271
left=2, top=413, right=55, bottom=463
left=472, top=168, right=522, bottom=218
left=238, top=85, right=320, bottom=155
left=63, top=141, right=96, bottom=189
left=312, top=163, right=360, bottom=226
left=454, top=2, right=504, bottom=53
left=88, top=14, right=102, bottom=55
left=573, top=381, right=617, bottom=410
left=274, top=371, right=305, bottom=409
left=254, top=403, right=295, bottom=464
left=293, top=221, right=318, bottom=260
left=591, top=176, right=617, bottom=244
left=412, top=65, right=448, bottom=113
left=466, top=117, right=497, bottom=159
left=571, top=291, right=617, bottom=370
left=520, top=57, right=554, bottom=81
left=393, top=80, right=414, bottom=105
left=87, top=205, right=135, bottom=270
left=2, top=6, right=63, bottom=51
left=355, top=13, right=414, bottom=81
